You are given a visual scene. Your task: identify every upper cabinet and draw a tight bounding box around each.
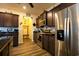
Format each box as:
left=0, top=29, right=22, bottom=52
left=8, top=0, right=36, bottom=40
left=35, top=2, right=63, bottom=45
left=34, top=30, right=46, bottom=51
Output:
left=36, top=11, right=55, bottom=27
left=36, top=11, right=46, bottom=28
left=0, top=12, right=18, bottom=27
left=3, top=13, right=13, bottom=27
left=42, top=11, right=47, bottom=26
left=0, top=13, right=4, bottom=27
left=39, top=16, right=46, bottom=27
left=47, top=11, right=53, bottom=27
left=12, top=15, right=18, bottom=27
left=47, top=11, right=55, bottom=27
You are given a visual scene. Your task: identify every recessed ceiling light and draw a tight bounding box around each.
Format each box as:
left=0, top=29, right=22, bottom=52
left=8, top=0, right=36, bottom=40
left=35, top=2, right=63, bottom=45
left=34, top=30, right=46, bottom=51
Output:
left=23, top=6, right=26, bottom=10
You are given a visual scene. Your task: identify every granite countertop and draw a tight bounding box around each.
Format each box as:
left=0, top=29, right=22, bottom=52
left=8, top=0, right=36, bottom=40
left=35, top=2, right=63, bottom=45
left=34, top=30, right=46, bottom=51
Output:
left=0, top=36, right=13, bottom=52
left=40, top=32, right=55, bottom=35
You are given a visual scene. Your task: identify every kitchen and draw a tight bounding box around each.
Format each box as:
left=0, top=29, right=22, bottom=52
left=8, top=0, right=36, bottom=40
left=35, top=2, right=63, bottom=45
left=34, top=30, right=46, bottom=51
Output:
left=0, top=3, right=79, bottom=56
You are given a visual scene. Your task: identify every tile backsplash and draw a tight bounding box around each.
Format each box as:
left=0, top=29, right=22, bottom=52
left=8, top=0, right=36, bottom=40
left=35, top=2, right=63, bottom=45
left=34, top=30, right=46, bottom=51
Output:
left=35, top=27, right=55, bottom=33
left=0, top=27, right=18, bottom=32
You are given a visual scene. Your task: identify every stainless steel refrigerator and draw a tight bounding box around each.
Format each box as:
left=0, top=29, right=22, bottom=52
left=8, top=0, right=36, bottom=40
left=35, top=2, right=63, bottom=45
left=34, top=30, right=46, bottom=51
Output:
left=55, top=4, right=79, bottom=56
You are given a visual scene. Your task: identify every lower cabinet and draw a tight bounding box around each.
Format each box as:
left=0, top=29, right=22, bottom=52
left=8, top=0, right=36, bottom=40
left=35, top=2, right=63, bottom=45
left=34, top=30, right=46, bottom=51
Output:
left=33, top=31, right=38, bottom=43
left=42, top=35, right=49, bottom=51
left=1, top=45, right=9, bottom=56
left=42, top=34, right=55, bottom=55
left=33, top=32, right=55, bottom=55
left=48, top=36, right=55, bottom=55
left=13, top=32, right=18, bottom=47
left=0, top=42, right=12, bottom=56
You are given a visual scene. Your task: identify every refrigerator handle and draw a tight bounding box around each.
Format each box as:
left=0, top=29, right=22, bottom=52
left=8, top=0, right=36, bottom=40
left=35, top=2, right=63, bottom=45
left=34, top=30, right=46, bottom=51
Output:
left=66, top=17, right=71, bottom=55
left=64, top=17, right=68, bottom=55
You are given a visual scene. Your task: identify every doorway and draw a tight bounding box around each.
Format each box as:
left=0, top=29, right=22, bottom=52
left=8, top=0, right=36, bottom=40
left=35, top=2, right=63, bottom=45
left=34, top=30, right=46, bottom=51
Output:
left=22, top=16, right=33, bottom=43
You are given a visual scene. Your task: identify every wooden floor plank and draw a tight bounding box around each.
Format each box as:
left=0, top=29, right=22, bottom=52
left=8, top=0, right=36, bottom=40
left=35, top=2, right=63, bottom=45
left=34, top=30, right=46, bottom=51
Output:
left=10, top=39, right=51, bottom=56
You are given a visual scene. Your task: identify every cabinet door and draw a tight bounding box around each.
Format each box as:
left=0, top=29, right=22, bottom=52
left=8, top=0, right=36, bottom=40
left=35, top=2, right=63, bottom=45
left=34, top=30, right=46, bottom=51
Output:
left=47, top=12, right=53, bottom=27
left=42, top=35, right=49, bottom=51
left=3, top=13, right=12, bottom=27
left=12, top=15, right=18, bottom=27
left=48, top=35, right=55, bottom=55
left=33, top=32, right=37, bottom=43
left=13, top=33, right=18, bottom=47
left=0, top=13, right=4, bottom=27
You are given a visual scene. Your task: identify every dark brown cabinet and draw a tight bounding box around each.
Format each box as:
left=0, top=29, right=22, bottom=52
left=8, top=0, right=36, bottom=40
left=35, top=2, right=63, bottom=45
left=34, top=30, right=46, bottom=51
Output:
left=12, top=15, right=18, bottom=27
left=42, top=34, right=55, bottom=55
left=36, top=11, right=46, bottom=28
left=42, top=34, right=49, bottom=51
left=33, top=32, right=55, bottom=55
left=1, top=45, right=9, bottom=56
left=0, top=13, right=4, bottom=27
left=47, top=11, right=55, bottom=27
left=0, top=38, right=12, bottom=56
left=36, top=11, right=55, bottom=27
left=48, top=35, right=55, bottom=55
left=47, top=11, right=52, bottom=27
left=33, top=31, right=38, bottom=43
left=13, top=32, right=18, bottom=47
left=0, top=12, right=18, bottom=27
left=3, top=13, right=12, bottom=27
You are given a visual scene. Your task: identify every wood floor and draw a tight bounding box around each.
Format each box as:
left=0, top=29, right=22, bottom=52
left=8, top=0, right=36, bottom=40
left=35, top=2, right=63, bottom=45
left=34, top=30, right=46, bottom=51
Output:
left=10, top=39, right=51, bottom=56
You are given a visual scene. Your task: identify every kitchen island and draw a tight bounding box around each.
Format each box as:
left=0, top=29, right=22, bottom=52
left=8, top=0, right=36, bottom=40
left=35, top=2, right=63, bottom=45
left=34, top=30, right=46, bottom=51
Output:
left=0, top=36, right=13, bottom=56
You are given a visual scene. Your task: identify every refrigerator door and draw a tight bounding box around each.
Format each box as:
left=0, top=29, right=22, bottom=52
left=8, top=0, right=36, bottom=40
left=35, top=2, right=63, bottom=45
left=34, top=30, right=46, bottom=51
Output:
left=55, top=8, right=67, bottom=56
left=64, top=4, right=79, bottom=55
left=68, top=4, right=79, bottom=55
left=64, top=12, right=68, bottom=55
left=64, top=8, right=72, bottom=55
left=55, top=4, right=79, bottom=56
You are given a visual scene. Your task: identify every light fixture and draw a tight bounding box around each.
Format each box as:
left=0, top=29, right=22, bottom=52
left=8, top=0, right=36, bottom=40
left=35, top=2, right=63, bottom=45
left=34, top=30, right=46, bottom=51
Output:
left=23, top=6, right=26, bottom=10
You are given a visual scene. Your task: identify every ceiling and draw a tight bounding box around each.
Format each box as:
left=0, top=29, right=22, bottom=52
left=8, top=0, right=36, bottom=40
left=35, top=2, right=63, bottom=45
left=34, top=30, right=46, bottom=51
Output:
left=0, top=3, right=56, bottom=16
